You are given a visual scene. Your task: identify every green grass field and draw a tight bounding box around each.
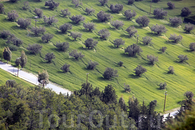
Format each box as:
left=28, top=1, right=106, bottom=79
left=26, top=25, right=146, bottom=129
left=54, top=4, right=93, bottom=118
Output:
left=0, top=0, right=195, bottom=112
left=0, top=68, right=34, bottom=87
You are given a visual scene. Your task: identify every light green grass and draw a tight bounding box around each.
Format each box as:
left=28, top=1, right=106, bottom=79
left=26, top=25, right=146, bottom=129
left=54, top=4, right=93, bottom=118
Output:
left=0, top=0, right=195, bottom=112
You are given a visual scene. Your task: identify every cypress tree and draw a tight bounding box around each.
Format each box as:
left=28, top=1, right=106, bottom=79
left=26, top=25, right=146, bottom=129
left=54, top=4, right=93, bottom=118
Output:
left=3, top=47, right=12, bottom=63
left=20, top=51, right=27, bottom=69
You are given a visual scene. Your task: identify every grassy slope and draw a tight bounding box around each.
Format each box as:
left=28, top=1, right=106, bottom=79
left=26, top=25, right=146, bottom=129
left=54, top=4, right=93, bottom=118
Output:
left=0, top=68, right=34, bottom=87
left=0, top=0, right=195, bottom=112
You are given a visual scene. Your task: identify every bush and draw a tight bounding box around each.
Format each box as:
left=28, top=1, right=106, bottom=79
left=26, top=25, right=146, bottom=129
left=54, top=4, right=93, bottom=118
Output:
left=103, top=67, right=118, bottom=80
left=6, top=80, right=16, bottom=87
left=181, top=7, right=191, bottom=17
left=0, top=3, right=5, bottom=14
left=147, top=55, right=158, bottom=65
left=184, top=23, right=194, bottom=33
left=27, top=44, right=42, bottom=55
left=59, top=23, right=72, bottom=33
left=45, top=0, right=59, bottom=10
left=128, top=0, right=135, bottom=5
left=136, top=16, right=150, bottom=27
left=97, top=11, right=112, bottom=22
left=189, top=43, right=195, bottom=51
left=70, top=32, right=82, bottom=41
left=31, top=26, right=45, bottom=36
left=169, top=17, right=183, bottom=27
left=85, top=8, right=95, bottom=15
left=99, top=0, right=108, bottom=6
left=87, top=60, right=99, bottom=70
left=43, top=16, right=58, bottom=25
left=125, top=26, right=137, bottom=37
left=34, top=8, right=43, bottom=18
left=153, top=8, right=167, bottom=19
left=159, top=82, right=167, bottom=89
left=113, top=38, right=125, bottom=48
left=125, top=44, right=142, bottom=57
left=55, top=42, right=69, bottom=52
left=72, top=0, right=82, bottom=7
left=167, top=2, right=175, bottom=9
left=178, top=55, right=188, bottom=63
left=152, top=0, right=160, bottom=3
left=110, top=4, right=123, bottom=13
left=124, top=10, right=136, bottom=20
left=142, top=36, right=152, bottom=45
left=134, top=65, right=147, bottom=76
left=41, top=34, right=53, bottom=43
left=17, top=18, right=31, bottom=29
left=22, top=1, right=30, bottom=10
left=98, top=29, right=110, bottom=40
left=0, top=30, right=11, bottom=39
left=61, top=9, right=71, bottom=17
left=124, top=84, right=130, bottom=93
left=69, top=50, right=84, bottom=60
left=151, top=24, right=167, bottom=35
left=111, top=20, right=124, bottom=29
left=45, top=52, right=55, bottom=63
left=118, top=61, right=123, bottom=67
left=168, top=66, right=174, bottom=74
left=83, top=22, right=95, bottom=31
left=169, top=34, right=182, bottom=43
left=61, top=63, right=70, bottom=73
left=159, top=47, right=167, bottom=53
left=8, top=45, right=18, bottom=51
left=84, top=38, right=98, bottom=49
left=70, top=15, right=85, bottom=24
left=7, top=10, right=18, bottom=21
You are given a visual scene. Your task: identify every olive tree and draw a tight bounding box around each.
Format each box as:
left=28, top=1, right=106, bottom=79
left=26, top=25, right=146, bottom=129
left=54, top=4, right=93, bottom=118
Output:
left=97, top=11, right=112, bottom=22
left=41, top=34, right=53, bottom=43
left=134, top=65, right=147, bottom=76
left=87, top=60, right=99, bottom=70
left=169, top=34, right=182, bottom=43
left=83, top=22, right=95, bottom=31
left=181, top=7, right=191, bottom=17
left=70, top=32, right=82, bottom=41
left=0, top=3, right=5, bottom=14
left=45, top=0, right=59, bottom=10
left=55, top=42, right=69, bottom=52
left=59, top=23, right=72, bottom=33
left=70, top=15, right=85, bottom=24
left=152, top=0, right=160, bottom=3
left=45, top=52, right=55, bottom=63
left=85, top=8, right=95, bottom=15
left=69, top=50, right=84, bottom=60
left=124, top=84, right=130, bottom=93
left=159, top=47, right=167, bottom=53
left=128, top=0, right=135, bottom=5
left=84, top=38, right=98, bottom=49
left=9, top=37, right=23, bottom=47
left=136, top=16, right=150, bottom=27
left=7, top=10, right=18, bottom=21
left=0, top=30, right=11, bottom=39
left=178, top=55, right=188, bottom=63
left=110, top=4, right=123, bottom=13
left=168, top=66, right=174, bottom=74
left=126, top=26, right=137, bottom=37
left=167, top=2, right=175, bottom=9
left=27, top=44, right=42, bottom=55
left=61, top=9, right=71, bottom=17
left=31, top=26, right=45, bottom=36
left=113, top=38, right=125, bottom=48
left=33, top=8, right=43, bottom=18
left=151, top=24, right=167, bottom=35
left=189, top=43, right=195, bottom=51
left=153, top=8, right=167, bottom=19
left=61, top=63, right=70, bottom=73
left=124, top=10, right=136, bottom=20
left=159, top=82, right=167, bottom=90
left=22, top=1, right=30, bottom=10
left=98, top=29, right=110, bottom=40
left=118, top=61, right=123, bottom=67
left=125, top=44, right=142, bottom=57
left=72, top=0, right=82, bottom=7
left=38, top=70, right=49, bottom=87
left=169, top=17, right=183, bottom=27
left=142, top=36, right=152, bottom=45
left=99, top=0, right=108, bottom=6
left=103, top=67, right=118, bottom=80
left=147, top=55, right=158, bottom=65
left=184, top=23, right=194, bottom=33
left=43, top=16, right=58, bottom=25
left=111, top=20, right=124, bottom=29
left=17, top=18, right=31, bottom=29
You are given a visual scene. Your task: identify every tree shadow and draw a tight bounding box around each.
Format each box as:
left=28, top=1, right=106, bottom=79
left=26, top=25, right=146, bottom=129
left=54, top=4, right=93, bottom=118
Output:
left=165, top=40, right=177, bottom=45
left=120, top=34, right=130, bottom=38
left=40, top=6, right=51, bottom=11
left=90, top=19, right=102, bottom=23
left=184, top=49, right=192, bottom=53
left=129, top=74, right=139, bottom=79
left=108, top=45, right=118, bottom=49
left=97, top=76, right=105, bottom=81
left=78, top=46, right=87, bottom=50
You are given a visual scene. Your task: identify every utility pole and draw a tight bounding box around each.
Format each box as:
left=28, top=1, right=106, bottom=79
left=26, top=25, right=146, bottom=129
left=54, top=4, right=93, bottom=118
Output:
left=86, top=73, right=89, bottom=84
left=163, top=91, right=167, bottom=113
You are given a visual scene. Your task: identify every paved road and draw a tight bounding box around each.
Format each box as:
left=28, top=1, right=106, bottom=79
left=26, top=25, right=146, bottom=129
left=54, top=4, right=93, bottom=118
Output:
left=0, top=61, right=72, bottom=95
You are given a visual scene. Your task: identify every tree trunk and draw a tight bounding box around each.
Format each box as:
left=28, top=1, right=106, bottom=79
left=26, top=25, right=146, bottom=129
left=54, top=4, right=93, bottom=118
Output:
left=17, top=66, right=19, bottom=77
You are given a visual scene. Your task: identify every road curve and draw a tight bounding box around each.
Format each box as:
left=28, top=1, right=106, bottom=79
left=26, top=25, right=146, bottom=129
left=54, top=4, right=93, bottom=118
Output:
left=0, top=61, right=72, bottom=95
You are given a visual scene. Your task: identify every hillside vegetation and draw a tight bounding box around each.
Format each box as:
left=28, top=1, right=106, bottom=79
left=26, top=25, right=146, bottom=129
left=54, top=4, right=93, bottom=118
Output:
left=0, top=0, right=195, bottom=112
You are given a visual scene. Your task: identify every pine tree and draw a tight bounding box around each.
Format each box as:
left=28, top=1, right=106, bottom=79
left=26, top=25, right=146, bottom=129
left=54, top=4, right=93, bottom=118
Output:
left=20, top=51, right=27, bottom=69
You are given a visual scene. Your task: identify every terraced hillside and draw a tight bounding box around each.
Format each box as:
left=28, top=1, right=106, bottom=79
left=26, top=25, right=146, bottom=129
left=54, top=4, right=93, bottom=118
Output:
left=0, top=0, right=195, bottom=112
